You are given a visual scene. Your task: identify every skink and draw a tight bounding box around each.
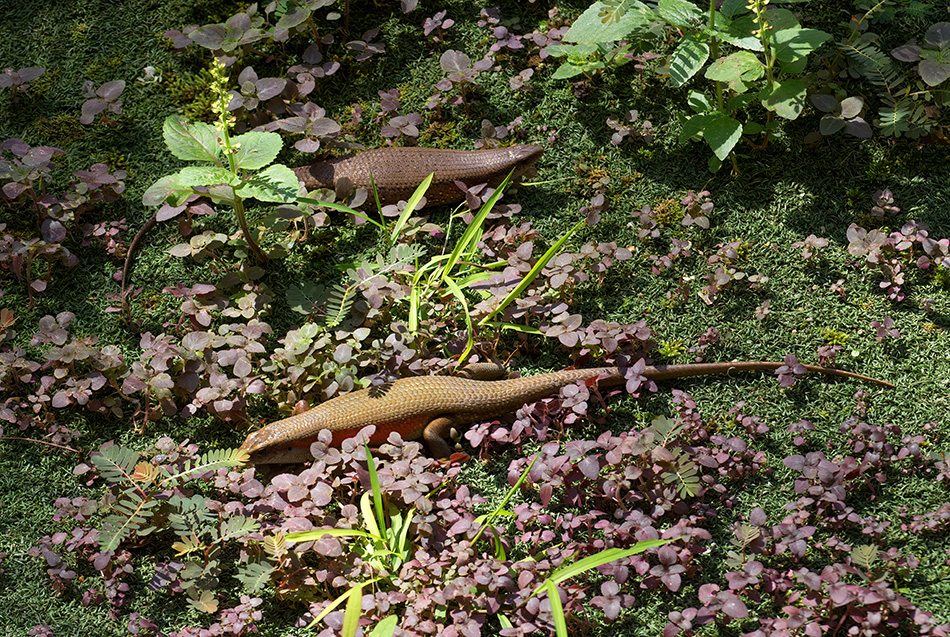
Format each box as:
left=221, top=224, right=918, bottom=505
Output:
left=291, top=145, right=544, bottom=206
left=242, top=361, right=893, bottom=463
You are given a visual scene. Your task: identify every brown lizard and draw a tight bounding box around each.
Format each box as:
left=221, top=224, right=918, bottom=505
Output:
left=291, top=144, right=543, bottom=207
left=122, top=145, right=543, bottom=290
left=241, top=361, right=893, bottom=463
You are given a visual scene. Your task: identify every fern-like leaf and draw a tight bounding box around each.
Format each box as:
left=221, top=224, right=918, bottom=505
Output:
left=851, top=544, right=878, bottom=571
left=92, top=445, right=141, bottom=485
left=234, top=558, right=276, bottom=593
left=168, top=494, right=216, bottom=539
left=166, top=447, right=248, bottom=485
left=733, top=523, right=760, bottom=549
left=100, top=488, right=159, bottom=551
left=264, top=533, right=288, bottom=559
left=218, top=515, right=260, bottom=542
left=661, top=450, right=701, bottom=499
left=322, top=282, right=356, bottom=328
left=839, top=38, right=904, bottom=94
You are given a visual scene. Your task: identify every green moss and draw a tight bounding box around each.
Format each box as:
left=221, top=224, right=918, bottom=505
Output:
left=31, top=115, right=85, bottom=145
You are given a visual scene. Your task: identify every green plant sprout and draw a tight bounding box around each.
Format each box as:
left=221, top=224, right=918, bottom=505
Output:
left=142, top=59, right=299, bottom=262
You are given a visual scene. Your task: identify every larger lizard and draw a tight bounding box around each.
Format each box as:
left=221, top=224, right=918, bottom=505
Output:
left=242, top=361, right=893, bottom=463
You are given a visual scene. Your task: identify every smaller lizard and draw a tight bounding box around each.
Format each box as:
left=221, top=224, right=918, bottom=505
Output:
left=242, top=361, right=894, bottom=463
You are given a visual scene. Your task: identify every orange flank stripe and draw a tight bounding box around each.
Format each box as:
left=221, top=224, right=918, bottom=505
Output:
left=284, top=416, right=432, bottom=449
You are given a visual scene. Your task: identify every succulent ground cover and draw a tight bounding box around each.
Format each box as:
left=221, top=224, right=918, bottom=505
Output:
left=1, top=0, right=950, bottom=635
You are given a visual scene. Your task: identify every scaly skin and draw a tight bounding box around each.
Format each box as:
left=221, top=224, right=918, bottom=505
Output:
left=292, top=145, right=544, bottom=206
left=242, top=362, right=894, bottom=463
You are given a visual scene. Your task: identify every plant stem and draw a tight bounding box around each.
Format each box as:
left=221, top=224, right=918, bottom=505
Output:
left=232, top=197, right=269, bottom=263
left=708, top=0, right=724, bottom=111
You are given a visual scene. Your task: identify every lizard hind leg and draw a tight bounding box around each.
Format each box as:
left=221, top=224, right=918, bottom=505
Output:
left=423, top=416, right=462, bottom=458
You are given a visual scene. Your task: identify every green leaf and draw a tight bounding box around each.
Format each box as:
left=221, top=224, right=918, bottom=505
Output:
left=658, top=0, right=702, bottom=28
left=718, top=0, right=748, bottom=19
left=239, top=164, right=299, bottom=203
left=143, top=166, right=239, bottom=207
left=343, top=577, right=362, bottom=637
left=551, top=62, right=589, bottom=80
left=234, top=559, right=276, bottom=593
left=680, top=112, right=743, bottom=160
left=532, top=541, right=673, bottom=597
left=368, top=617, right=398, bottom=637
left=669, top=35, right=709, bottom=87
left=478, top=218, right=586, bottom=326
left=761, top=79, right=806, bottom=120
left=390, top=173, right=433, bottom=244
left=720, top=15, right=763, bottom=51
left=162, top=115, right=221, bottom=164
left=546, top=581, right=568, bottom=637
left=687, top=90, right=713, bottom=113
left=704, top=114, right=743, bottom=160
left=231, top=131, right=282, bottom=170
left=773, top=27, right=831, bottom=74
left=726, top=92, right=757, bottom=110
left=852, top=544, right=878, bottom=571
left=704, top=51, right=763, bottom=92
left=91, top=445, right=140, bottom=484
left=142, top=174, right=196, bottom=207
left=287, top=281, right=328, bottom=315
left=564, top=1, right=654, bottom=45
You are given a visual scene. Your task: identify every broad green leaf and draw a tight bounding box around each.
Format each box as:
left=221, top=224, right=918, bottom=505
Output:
left=718, top=0, right=748, bottom=19
left=687, top=90, right=713, bottom=113
left=669, top=35, right=709, bottom=87
left=726, top=92, right=757, bottom=110
left=231, top=131, right=282, bottom=170
left=658, top=0, right=702, bottom=28
left=681, top=112, right=742, bottom=160
left=162, top=115, right=221, bottom=164
left=552, top=61, right=592, bottom=80
left=704, top=51, right=763, bottom=92
left=142, top=167, right=235, bottom=207
left=704, top=113, right=743, bottom=159
left=144, top=180, right=188, bottom=210
left=773, top=27, right=831, bottom=74
left=766, top=8, right=800, bottom=32
left=761, top=79, right=806, bottom=120
left=239, top=164, right=299, bottom=203
left=720, top=15, right=763, bottom=51
left=564, top=1, right=654, bottom=45
left=175, top=165, right=240, bottom=189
